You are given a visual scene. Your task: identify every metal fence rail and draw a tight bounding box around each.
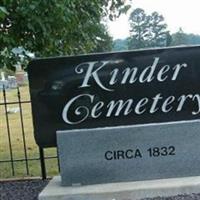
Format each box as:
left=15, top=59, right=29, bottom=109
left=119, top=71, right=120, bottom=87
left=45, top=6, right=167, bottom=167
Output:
left=0, top=86, right=59, bottom=179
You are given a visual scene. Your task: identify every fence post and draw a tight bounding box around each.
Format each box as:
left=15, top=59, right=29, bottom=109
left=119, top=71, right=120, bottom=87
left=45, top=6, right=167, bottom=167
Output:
left=39, top=147, right=47, bottom=180
left=17, top=87, right=29, bottom=175
left=3, top=85, right=15, bottom=176
left=56, top=147, right=60, bottom=172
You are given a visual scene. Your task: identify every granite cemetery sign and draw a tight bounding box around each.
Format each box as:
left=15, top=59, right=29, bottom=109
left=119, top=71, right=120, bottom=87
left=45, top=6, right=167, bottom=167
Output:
left=28, top=46, right=200, bottom=186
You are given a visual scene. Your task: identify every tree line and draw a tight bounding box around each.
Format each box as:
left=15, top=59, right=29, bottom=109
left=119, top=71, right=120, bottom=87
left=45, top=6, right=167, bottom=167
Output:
left=113, top=8, right=200, bottom=51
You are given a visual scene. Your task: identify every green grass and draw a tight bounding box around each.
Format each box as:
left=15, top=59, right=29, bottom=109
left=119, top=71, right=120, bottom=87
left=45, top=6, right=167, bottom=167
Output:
left=0, top=85, right=59, bottom=179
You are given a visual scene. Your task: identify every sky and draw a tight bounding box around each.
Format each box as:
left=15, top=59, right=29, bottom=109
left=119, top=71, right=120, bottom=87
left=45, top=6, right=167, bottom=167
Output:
left=108, top=0, right=200, bottom=39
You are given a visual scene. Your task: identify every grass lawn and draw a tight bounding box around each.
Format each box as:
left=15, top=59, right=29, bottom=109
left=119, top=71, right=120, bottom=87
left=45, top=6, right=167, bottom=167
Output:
left=0, top=85, right=59, bottom=179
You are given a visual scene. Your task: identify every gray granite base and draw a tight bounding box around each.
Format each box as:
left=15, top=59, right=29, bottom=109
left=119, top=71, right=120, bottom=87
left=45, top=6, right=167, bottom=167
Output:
left=39, top=176, right=200, bottom=200
left=57, top=121, right=200, bottom=186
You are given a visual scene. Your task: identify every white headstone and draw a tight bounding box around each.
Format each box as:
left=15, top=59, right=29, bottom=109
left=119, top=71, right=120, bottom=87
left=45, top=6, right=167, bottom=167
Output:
left=1, top=72, right=5, bottom=81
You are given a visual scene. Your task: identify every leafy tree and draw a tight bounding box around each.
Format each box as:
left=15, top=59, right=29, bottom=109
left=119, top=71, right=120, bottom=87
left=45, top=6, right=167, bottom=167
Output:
left=113, top=38, right=129, bottom=51
left=0, top=0, right=131, bottom=69
left=148, top=12, right=169, bottom=47
left=128, top=8, right=168, bottom=49
left=170, top=28, right=188, bottom=46
left=128, top=8, right=149, bottom=49
left=170, top=28, right=200, bottom=46
left=93, top=24, right=113, bottom=53
left=186, top=33, right=200, bottom=45
left=166, top=32, right=172, bottom=46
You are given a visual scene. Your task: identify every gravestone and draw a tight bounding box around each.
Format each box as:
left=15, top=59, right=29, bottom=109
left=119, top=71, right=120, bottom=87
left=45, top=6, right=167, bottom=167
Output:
left=1, top=72, right=5, bottom=81
left=0, top=74, right=18, bottom=90
left=0, top=80, right=8, bottom=90
left=8, top=76, right=17, bottom=89
left=0, top=72, right=9, bottom=90
left=15, top=70, right=26, bottom=86
left=28, top=46, right=200, bottom=199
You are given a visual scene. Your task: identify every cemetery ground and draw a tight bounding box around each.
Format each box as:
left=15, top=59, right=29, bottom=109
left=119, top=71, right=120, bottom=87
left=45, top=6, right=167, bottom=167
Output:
left=0, top=85, right=58, bottom=179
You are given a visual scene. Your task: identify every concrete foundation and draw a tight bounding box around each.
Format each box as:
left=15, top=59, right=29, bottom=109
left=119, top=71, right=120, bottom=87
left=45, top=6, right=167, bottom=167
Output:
left=39, top=176, right=200, bottom=200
